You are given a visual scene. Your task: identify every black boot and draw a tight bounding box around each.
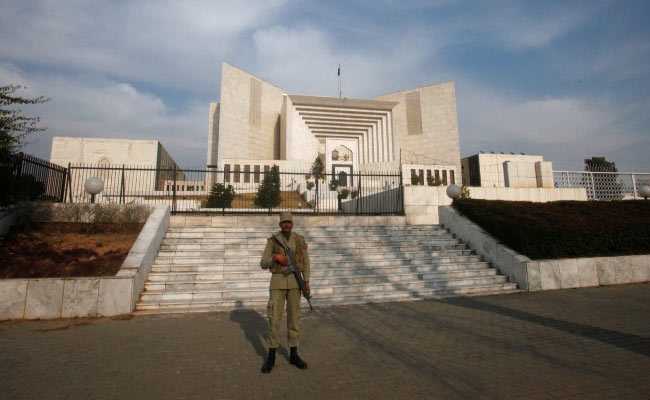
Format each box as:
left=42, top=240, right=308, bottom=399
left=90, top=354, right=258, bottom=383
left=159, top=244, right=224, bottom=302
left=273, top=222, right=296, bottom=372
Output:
left=261, top=348, right=276, bottom=373
left=289, top=346, right=308, bottom=369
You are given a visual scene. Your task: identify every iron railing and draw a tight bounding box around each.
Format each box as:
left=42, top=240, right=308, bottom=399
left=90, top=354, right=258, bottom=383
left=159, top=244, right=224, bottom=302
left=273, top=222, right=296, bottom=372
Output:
left=1, top=153, right=67, bottom=206
left=65, top=165, right=404, bottom=215
left=554, top=171, right=650, bottom=201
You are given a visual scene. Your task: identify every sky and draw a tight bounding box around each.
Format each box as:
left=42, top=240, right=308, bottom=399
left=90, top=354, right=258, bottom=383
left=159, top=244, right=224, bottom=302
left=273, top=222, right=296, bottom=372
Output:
left=1, top=0, right=649, bottom=171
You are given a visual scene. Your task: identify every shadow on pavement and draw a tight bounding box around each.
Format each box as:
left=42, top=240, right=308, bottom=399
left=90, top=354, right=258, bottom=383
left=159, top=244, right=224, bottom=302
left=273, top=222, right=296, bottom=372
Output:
left=445, top=297, right=650, bottom=358
left=229, top=301, right=267, bottom=359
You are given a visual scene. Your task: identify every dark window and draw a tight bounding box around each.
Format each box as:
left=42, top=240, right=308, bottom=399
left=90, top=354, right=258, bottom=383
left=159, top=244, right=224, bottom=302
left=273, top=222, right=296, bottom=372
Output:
left=244, top=165, right=250, bottom=183
left=450, top=170, right=455, bottom=185
left=418, top=169, right=424, bottom=185
left=442, top=170, right=448, bottom=185
left=426, top=170, right=433, bottom=186
left=224, top=164, right=231, bottom=183
left=234, top=164, right=241, bottom=183
left=264, top=165, right=270, bottom=176
left=411, top=169, right=419, bottom=185
left=434, top=170, right=441, bottom=186
left=254, top=165, right=260, bottom=183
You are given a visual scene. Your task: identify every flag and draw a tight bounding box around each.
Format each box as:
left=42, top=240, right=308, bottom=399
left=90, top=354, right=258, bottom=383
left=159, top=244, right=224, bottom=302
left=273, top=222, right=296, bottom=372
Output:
left=337, top=65, right=340, bottom=76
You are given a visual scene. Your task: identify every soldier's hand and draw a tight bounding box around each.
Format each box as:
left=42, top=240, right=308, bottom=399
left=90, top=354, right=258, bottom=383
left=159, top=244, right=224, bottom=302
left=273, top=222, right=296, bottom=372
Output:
left=273, top=254, right=288, bottom=266
left=280, top=265, right=290, bottom=275
left=304, top=281, right=310, bottom=293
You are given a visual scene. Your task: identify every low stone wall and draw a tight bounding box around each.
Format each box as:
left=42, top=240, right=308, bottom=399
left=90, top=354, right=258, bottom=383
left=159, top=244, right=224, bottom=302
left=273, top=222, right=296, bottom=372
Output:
left=403, top=186, right=451, bottom=225
left=468, top=187, right=587, bottom=202
left=340, top=188, right=402, bottom=214
left=0, top=205, right=169, bottom=320
left=171, top=214, right=406, bottom=227
left=439, top=206, right=650, bottom=291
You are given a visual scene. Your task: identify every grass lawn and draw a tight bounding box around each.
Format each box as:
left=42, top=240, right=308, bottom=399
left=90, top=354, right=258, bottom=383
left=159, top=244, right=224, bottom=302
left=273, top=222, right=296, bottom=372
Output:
left=452, top=199, right=650, bottom=260
left=0, top=222, right=142, bottom=278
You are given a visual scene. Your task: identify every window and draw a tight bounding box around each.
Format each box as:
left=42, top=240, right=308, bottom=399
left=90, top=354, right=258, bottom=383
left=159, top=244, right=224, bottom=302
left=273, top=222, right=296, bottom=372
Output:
left=442, top=170, right=448, bottom=185
left=450, top=170, right=455, bottom=185
left=411, top=169, right=419, bottom=185
left=234, top=164, right=241, bottom=183
left=418, top=169, right=424, bottom=185
left=426, top=170, right=434, bottom=186
left=434, top=170, right=441, bottom=186
left=254, top=165, right=260, bottom=183
left=244, top=165, right=250, bottom=183
left=224, top=164, right=231, bottom=183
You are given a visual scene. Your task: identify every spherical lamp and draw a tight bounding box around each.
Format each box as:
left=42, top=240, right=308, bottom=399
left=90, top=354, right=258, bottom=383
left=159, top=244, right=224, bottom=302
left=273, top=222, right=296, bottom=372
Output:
left=84, top=176, right=104, bottom=203
left=639, top=184, right=650, bottom=200
left=446, top=184, right=462, bottom=200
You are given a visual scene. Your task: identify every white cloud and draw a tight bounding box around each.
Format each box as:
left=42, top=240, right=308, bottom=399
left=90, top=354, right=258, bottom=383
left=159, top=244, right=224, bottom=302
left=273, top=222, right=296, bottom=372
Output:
left=0, top=0, right=287, bottom=94
left=0, top=64, right=207, bottom=167
left=457, top=81, right=646, bottom=170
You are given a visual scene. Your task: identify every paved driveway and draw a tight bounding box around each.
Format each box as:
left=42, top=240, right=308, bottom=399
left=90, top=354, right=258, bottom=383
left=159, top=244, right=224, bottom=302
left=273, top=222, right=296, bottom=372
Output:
left=1, top=284, right=649, bottom=399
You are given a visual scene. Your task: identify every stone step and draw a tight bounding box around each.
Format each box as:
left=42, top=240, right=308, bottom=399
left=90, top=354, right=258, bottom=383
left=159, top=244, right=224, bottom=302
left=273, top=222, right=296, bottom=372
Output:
left=150, top=260, right=488, bottom=275
left=143, top=269, right=498, bottom=292
left=166, top=225, right=442, bottom=233
left=153, top=251, right=477, bottom=265
left=134, top=283, right=520, bottom=313
left=138, top=275, right=508, bottom=303
left=145, top=262, right=491, bottom=282
left=159, top=238, right=459, bottom=248
left=150, top=255, right=484, bottom=271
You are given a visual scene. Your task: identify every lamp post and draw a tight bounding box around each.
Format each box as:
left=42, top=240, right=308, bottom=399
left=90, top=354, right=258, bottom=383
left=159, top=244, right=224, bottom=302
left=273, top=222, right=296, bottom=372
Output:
left=446, top=184, right=462, bottom=200
left=84, top=176, right=104, bottom=204
left=639, top=185, right=650, bottom=200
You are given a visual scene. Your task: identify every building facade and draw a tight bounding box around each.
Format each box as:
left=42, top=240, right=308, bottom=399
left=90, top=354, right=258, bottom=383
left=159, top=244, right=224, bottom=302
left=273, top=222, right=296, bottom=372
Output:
left=208, top=63, right=462, bottom=180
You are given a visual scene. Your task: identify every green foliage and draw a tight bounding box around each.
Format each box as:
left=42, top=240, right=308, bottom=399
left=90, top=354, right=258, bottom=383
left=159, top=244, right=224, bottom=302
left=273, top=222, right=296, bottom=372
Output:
left=329, top=179, right=339, bottom=191
left=460, top=185, right=471, bottom=199
left=311, top=154, right=325, bottom=180
left=206, top=183, right=235, bottom=208
left=338, top=188, right=350, bottom=199
left=255, top=165, right=281, bottom=208
left=306, top=181, right=315, bottom=191
left=0, top=85, right=49, bottom=162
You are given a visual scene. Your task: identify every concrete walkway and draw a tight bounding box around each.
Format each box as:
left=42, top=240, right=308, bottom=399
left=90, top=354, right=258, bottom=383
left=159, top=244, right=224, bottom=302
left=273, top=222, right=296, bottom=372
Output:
left=1, top=284, right=649, bottom=400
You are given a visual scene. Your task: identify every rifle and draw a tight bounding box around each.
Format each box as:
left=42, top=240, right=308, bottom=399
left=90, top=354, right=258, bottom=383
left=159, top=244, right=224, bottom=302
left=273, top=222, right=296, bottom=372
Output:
left=272, top=235, right=314, bottom=311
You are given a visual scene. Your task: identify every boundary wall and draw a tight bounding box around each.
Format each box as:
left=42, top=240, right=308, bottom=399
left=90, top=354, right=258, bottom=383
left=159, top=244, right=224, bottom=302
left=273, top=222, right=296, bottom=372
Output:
left=0, top=204, right=169, bottom=320
left=439, top=206, right=650, bottom=291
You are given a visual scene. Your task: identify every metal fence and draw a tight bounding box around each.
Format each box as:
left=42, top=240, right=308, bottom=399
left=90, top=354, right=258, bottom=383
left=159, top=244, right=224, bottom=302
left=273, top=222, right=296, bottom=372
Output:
left=66, top=165, right=404, bottom=215
left=554, top=171, right=650, bottom=200
left=1, top=152, right=67, bottom=206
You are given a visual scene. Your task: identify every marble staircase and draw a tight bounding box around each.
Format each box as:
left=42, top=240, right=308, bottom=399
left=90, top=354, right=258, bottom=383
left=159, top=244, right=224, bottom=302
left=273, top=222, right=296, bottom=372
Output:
left=135, top=225, right=518, bottom=314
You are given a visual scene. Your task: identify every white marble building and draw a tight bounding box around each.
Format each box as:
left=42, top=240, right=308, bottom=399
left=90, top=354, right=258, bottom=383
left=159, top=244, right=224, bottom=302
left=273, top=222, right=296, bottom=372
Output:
left=208, top=63, right=461, bottom=180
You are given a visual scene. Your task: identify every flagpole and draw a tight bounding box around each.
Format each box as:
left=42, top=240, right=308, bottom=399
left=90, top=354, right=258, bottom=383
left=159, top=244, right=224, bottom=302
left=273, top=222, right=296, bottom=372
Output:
left=338, top=64, right=342, bottom=99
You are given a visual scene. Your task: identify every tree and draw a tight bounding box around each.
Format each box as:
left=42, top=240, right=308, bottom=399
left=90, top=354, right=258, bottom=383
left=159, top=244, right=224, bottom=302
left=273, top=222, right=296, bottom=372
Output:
left=255, top=165, right=281, bottom=208
left=206, top=183, right=235, bottom=208
left=0, top=85, right=49, bottom=162
left=584, top=157, right=623, bottom=200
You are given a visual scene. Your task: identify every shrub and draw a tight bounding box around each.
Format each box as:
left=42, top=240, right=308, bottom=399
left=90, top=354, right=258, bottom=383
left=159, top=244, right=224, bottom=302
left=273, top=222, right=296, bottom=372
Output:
left=255, top=165, right=281, bottom=208
left=453, top=199, right=650, bottom=259
left=206, top=183, right=235, bottom=208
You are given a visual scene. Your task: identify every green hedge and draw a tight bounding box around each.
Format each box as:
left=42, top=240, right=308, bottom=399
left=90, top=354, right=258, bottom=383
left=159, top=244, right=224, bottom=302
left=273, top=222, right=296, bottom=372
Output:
left=452, top=200, right=650, bottom=260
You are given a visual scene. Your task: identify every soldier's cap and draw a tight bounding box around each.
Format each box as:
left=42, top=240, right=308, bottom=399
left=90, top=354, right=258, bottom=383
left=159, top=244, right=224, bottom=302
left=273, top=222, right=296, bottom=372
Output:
left=279, top=212, right=293, bottom=224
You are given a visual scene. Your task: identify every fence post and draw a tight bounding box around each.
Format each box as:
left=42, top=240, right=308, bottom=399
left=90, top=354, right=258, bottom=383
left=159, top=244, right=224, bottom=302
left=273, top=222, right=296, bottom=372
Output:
left=399, top=168, right=404, bottom=215
left=632, top=174, right=638, bottom=200
left=67, top=163, right=73, bottom=203
left=589, top=172, right=596, bottom=200
left=58, top=165, right=67, bottom=202
left=172, top=165, right=177, bottom=214
left=355, top=172, right=360, bottom=215
left=120, top=164, right=126, bottom=204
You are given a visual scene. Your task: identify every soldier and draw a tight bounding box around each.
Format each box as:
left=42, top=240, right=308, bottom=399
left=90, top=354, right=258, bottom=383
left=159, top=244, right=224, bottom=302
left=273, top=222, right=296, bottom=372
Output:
left=259, top=212, right=310, bottom=373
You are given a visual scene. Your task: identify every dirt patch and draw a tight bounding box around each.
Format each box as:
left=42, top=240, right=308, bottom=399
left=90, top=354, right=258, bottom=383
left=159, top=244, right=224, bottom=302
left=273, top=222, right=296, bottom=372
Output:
left=0, top=222, right=142, bottom=278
